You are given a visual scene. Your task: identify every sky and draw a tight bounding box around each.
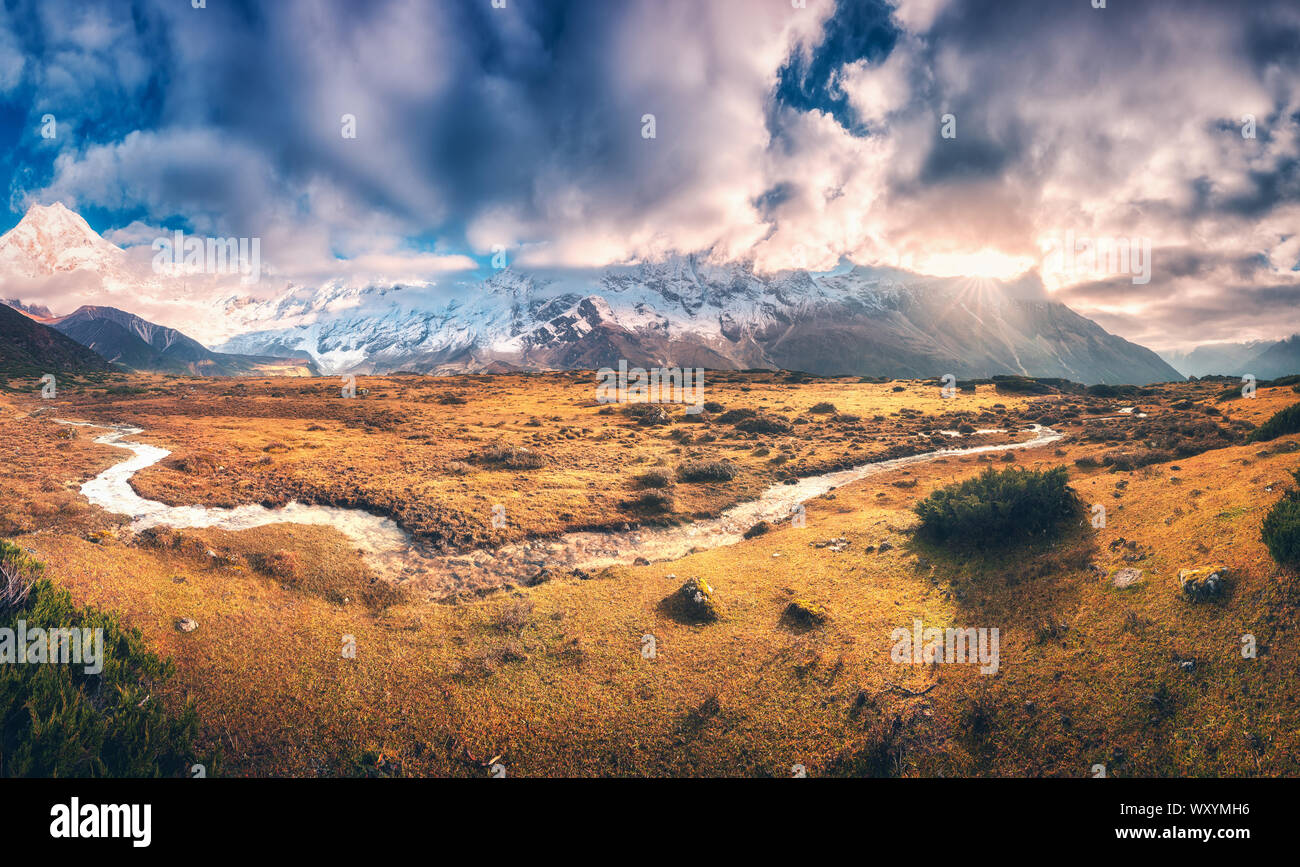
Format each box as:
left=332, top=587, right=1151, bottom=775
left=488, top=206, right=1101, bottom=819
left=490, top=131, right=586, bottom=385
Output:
left=0, top=0, right=1298, bottom=352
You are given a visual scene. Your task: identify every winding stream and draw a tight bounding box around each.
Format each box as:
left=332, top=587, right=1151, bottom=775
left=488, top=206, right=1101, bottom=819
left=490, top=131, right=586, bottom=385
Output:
left=58, top=420, right=1061, bottom=596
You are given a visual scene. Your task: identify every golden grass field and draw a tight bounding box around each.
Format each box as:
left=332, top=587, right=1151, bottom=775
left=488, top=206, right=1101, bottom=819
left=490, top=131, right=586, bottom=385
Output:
left=1, top=370, right=1297, bottom=777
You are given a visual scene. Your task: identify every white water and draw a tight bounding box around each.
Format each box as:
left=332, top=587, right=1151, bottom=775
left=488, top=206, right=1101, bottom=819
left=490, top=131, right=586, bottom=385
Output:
left=59, top=420, right=1061, bottom=597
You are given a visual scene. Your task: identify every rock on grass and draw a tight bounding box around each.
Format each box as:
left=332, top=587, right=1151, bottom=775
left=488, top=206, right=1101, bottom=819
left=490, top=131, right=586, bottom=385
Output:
left=664, top=576, right=720, bottom=623
left=1179, top=566, right=1228, bottom=602
left=1111, top=568, right=1144, bottom=589
left=781, top=598, right=828, bottom=630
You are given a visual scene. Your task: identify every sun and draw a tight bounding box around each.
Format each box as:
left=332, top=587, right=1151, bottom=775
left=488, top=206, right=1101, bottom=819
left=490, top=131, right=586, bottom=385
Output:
left=911, top=248, right=1036, bottom=281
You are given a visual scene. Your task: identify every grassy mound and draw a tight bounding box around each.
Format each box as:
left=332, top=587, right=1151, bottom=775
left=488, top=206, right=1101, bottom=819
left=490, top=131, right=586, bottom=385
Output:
left=0, top=540, right=214, bottom=777
left=913, top=466, right=1082, bottom=546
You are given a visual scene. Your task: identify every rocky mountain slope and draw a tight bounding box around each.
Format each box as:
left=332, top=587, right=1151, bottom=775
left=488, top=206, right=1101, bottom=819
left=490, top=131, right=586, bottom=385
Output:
left=0, top=300, right=113, bottom=373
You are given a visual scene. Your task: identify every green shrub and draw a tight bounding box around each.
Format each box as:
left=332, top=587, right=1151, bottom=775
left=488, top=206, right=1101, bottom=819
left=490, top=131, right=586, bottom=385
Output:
left=0, top=540, right=213, bottom=777
left=1247, top=402, right=1300, bottom=442
left=1262, top=471, right=1300, bottom=567
left=913, top=466, right=1082, bottom=545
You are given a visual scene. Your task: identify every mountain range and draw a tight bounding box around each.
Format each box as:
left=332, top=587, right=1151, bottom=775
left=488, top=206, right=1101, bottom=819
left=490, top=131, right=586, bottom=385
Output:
left=216, top=261, right=1183, bottom=384
left=1162, top=337, right=1300, bottom=380
left=0, top=202, right=1220, bottom=385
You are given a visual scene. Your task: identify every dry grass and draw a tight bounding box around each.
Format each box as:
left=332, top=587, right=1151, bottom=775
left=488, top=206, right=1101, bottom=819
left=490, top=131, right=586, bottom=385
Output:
left=1, top=375, right=1297, bottom=776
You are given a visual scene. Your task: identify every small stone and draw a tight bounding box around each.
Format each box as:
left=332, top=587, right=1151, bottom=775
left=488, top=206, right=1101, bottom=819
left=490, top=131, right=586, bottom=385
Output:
left=176, top=618, right=199, bottom=633
left=1111, top=568, right=1144, bottom=589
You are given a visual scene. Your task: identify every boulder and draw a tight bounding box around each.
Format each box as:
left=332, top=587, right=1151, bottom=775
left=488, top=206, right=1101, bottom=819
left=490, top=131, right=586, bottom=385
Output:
left=669, top=576, right=720, bottom=623
left=1179, top=566, right=1229, bottom=602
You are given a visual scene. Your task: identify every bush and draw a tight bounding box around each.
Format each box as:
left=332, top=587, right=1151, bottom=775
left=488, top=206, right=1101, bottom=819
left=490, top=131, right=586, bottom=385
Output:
left=1101, top=449, right=1173, bottom=471
left=913, top=466, right=1082, bottom=545
left=715, top=408, right=756, bottom=424
left=502, top=448, right=545, bottom=469
left=0, top=541, right=40, bottom=610
left=623, top=403, right=669, bottom=425
left=808, top=402, right=836, bottom=414
left=0, top=540, right=214, bottom=777
left=481, top=443, right=545, bottom=469
left=677, top=460, right=739, bottom=483
left=1262, top=471, right=1300, bottom=567
left=626, top=490, right=675, bottom=513
left=1248, top=403, right=1300, bottom=442
left=734, top=414, right=793, bottom=434
left=637, top=467, right=675, bottom=488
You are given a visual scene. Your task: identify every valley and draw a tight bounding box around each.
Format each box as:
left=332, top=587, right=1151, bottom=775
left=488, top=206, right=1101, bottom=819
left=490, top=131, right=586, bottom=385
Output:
left=2, top=369, right=1296, bottom=776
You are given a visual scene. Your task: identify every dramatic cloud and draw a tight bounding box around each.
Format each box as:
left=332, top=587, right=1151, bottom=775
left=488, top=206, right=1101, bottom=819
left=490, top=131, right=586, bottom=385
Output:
left=0, top=0, right=1297, bottom=351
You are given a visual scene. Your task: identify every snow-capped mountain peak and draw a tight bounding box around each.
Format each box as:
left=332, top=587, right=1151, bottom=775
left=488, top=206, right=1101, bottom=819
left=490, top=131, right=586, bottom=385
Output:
left=0, top=202, right=127, bottom=277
